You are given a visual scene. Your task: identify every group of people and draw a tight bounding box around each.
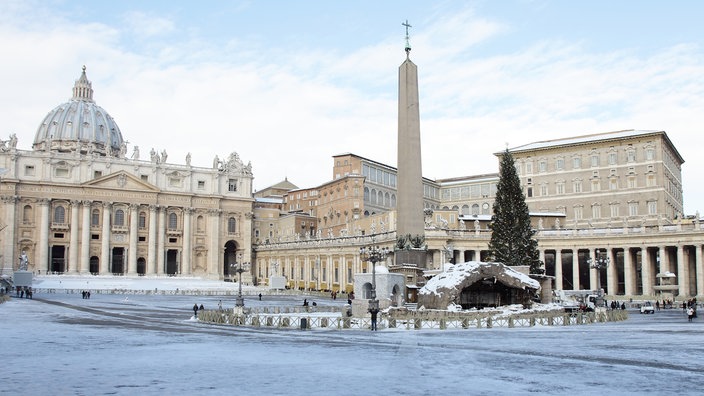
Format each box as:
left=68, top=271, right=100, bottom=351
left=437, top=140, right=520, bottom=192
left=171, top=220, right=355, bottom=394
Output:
left=684, top=298, right=698, bottom=322
left=192, top=303, right=205, bottom=317
left=15, top=286, right=33, bottom=299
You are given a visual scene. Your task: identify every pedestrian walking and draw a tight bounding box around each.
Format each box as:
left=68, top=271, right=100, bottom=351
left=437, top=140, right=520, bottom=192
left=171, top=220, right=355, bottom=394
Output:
left=193, top=303, right=199, bottom=318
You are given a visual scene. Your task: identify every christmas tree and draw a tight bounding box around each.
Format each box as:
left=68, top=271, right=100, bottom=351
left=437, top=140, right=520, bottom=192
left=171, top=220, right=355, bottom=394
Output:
left=488, top=148, right=544, bottom=274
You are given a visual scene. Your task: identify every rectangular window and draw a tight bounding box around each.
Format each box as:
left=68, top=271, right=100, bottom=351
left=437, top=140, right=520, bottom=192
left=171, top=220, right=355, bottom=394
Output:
left=628, top=178, right=636, bottom=188
left=646, top=148, right=655, bottom=160
left=627, top=150, right=636, bottom=162
left=574, top=207, right=583, bottom=220
left=539, top=161, right=547, bottom=173
left=610, top=179, right=618, bottom=190
left=573, top=157, right=581, bottom=169
left=610, top=205, right=620, bottom=217
left=629, top=203, right=638, bottom=216
left=94, top=170, right=102, bottom=178
left=169, top=177, right=181, bottom=187
left=591, top=180, right=600, bottom=192
left=540, top=185, right=548, bottom=196
left=647, top=175, right=656, bottom=187
left=573, top=181, right=582, bottom=193
left=608, top=152, right=617, bottom=165
left=55, top=168, right=69, bottom=177
left=648, top=201, right=657, bottom=215
left=591, top=155, right=599, bottom=167
left=556, top=183, right=565, bottom=195
left=24, top=165, right=35, bottom=176
left=91, top=234, right=100, bottom=240
left=592, top=205, right=601, bottom=219
left=197, top=180, right=205, bottom=189
left=228, top=179, right=237, bottom=192
left=141, top=175, right=149, bottom=182
left=555, top=158, right=564, bottom=171
left=525, top=162, right=533, bottom=174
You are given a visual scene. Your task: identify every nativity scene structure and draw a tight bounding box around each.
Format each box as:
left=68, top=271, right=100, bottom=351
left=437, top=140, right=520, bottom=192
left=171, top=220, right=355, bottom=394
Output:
left=418, top=261, right=541, bottom=310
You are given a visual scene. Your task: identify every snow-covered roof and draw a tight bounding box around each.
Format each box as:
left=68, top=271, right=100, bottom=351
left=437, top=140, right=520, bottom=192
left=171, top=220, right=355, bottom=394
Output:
left=420, top=261, right=540, bottom=297
left=507, top=130, right=663, bottom=152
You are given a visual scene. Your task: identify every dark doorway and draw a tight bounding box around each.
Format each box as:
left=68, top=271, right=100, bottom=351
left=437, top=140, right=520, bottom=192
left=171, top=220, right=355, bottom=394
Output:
left=50, top=245, right=66, bottom=273
left=224, top=240, right=238, bottom=277
left=89, top=256, right=99, bottom=274
left=112, top=247, right=125, bottom=274
left=137, top=258, right=146, bottom=275
left=166, top=250, right=178, bottom=275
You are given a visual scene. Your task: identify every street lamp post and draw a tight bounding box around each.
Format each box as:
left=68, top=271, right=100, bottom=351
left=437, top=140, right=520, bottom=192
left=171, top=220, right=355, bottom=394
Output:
left=359, top=243, right=389, bottom=311
left=230, top=254, right=249, bottom=307
left=587, top=249, right=610, bottom=294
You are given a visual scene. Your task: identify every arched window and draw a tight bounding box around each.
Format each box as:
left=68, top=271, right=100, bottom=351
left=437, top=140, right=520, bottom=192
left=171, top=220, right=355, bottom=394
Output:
left=364, top=187, right=370, bottom=202
left=138, top=212, right=147, bottom=229
left=91, top=209, right=100, bottom=226
left=390, top=194, right=397, bottom=208
left=197, top=215, right=205, bottom=232
left=228, top=217, right=237, bottom=233
left=114, top=209, right=125, bottom=226
left=471, top=204, right=480, bottom=215
left=461, top=204, right=470, bottom=215
left=168, top=213, right=178, bottom=229
left=377, top=191, right=383, bottom=206
left=54, top=206, right=66, bottom=223
left=371, top=189, right=377, bottom=205
left=385, top=192, right=390, bottom=207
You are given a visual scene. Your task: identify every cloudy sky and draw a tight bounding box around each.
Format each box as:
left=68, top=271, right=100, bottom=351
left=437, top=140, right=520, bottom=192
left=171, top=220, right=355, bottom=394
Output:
left=1, top=1, right=703, bottom=212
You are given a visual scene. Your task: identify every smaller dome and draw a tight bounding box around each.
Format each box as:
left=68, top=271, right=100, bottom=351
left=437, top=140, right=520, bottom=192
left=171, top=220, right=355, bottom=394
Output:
left=33, top=66, right=126, bottom=157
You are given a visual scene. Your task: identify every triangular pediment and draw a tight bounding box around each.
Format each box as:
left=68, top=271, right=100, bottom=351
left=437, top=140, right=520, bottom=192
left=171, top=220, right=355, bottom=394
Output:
left=83, top=170, right=160, bottom=192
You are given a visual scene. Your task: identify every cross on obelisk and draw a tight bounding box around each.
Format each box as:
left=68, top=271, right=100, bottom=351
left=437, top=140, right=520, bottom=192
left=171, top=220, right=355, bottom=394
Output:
left=402, top=20, right=412, bottom=54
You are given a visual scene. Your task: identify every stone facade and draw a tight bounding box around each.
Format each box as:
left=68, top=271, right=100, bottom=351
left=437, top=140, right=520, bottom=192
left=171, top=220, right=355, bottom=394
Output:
left=0, top=69, right=254, bottom=280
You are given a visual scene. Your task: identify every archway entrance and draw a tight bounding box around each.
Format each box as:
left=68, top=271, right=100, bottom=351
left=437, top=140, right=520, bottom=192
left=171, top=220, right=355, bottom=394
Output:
left=50, top=245, right=66, bottom=273
left=459, top=280, right=528, bottom=309
left=137, top=258, right=146, bottom=275
left=223, top=240, right=238, bottom=277
left=111, top=247, right=125, bottom=274
left=89, top=256, right=99, bottom=274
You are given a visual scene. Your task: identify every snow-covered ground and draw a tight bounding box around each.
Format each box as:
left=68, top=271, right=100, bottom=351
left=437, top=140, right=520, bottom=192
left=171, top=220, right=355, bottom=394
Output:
left=1, top=277, right=703, bottom=395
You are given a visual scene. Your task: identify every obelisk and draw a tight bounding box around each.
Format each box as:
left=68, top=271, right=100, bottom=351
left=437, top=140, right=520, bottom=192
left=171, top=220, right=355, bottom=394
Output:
left=396, top=21, right=425, bottom=260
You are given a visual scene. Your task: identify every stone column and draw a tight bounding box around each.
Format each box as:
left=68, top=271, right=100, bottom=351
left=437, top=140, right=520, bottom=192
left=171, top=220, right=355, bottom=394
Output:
left=696, top=245, right=703, bottom=298
left=555, top=250, right=563, bottom=290
left=1, top=196, right=18, bottom=275
left=642, top=246, right=653, bottom=296
left=208, top=209, right=221, bottom=277
left=182, top=208, right=192, bottom=275
left=624, top=247, right=635, bottom=296
left=572, top=250, right=580, bottom=290
left=677, top=244, right=689, bottom=297
left=38, top=199, right=50, bottom=273
left=607, top=248, right=618, bottom=295
left=68, top=200, right=80, bottom=274
left=474, top=250, right=482, bottom=262
left=80, top=201, right=91, bottom=274
left=589, top=248, right=598, bottom=291
left=659, top=245, right=669, bottom=273
left=539, top=249, right=546, bottom=272
left=100, top=202, right=111, bottom=274
left=147, top=205, right=157, bottom=275
left=157, top=207, right=166, bottom=275
left=128, top=204, right=138, bottom=275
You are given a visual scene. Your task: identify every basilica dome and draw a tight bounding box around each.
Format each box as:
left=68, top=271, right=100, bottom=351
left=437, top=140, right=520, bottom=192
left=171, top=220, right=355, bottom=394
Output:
left=33, top=66, right=125, bottom=156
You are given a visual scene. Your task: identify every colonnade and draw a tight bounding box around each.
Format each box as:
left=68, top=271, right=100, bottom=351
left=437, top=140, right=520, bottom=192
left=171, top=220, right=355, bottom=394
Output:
left=2, top=198, right=239, bottom=278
